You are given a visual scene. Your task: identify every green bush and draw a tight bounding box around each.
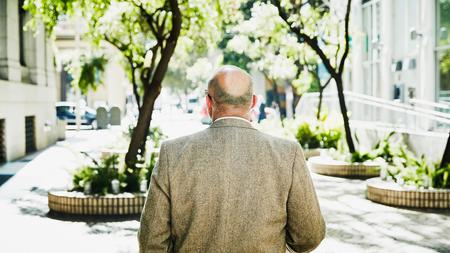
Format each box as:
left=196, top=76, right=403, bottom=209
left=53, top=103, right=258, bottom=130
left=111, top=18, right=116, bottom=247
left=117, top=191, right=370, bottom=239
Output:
left=72, top=152, right=160, bottom=195
left=72, top=154, right=120, bottom=195
left=295, top=122, right=341, bottom=150
left=383, top=151, right=450, bottom=189
left=348, top=132, right=397, bottom=163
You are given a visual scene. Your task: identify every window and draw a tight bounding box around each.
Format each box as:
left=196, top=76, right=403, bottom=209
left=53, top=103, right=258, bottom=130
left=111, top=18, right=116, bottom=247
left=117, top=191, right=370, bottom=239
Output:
left=25, top=116, right=36, bottom=154
left=0, top=119, right=5, bottom=164
left=18, top=0, right=26, bottom=67
left=362, top=0, right=381, bottom=96
left=437, top=0, right=450, bottom=102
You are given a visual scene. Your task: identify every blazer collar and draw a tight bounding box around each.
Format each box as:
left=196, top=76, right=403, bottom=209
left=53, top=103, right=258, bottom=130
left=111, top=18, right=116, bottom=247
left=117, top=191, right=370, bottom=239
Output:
left=210, top=117, right=255, bottom=130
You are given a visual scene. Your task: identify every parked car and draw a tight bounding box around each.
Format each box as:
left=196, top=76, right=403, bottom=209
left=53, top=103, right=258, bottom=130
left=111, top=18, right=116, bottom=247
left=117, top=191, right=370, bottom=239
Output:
left=56, top=102, right=97, bottom=128
left=186, top=97, right=199, bottom=113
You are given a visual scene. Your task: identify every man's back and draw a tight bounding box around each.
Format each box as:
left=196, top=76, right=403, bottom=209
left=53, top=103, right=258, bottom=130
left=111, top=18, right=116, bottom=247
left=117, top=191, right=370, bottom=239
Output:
left=139, top=118, right=325, bottom=253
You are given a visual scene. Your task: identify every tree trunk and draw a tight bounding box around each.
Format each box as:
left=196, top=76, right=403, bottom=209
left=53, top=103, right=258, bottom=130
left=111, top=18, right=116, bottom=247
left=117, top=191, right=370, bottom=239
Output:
left=290, top=83, right=301, bottom=117
left=317, top=87, right=324, bottom=120
left=125, top=87, right=160, bottom=168
left=440, top=133, right=450, bottom=168
left=334, top=76, right=355, bottom=153
left=124, top=0, right=181, bottom=169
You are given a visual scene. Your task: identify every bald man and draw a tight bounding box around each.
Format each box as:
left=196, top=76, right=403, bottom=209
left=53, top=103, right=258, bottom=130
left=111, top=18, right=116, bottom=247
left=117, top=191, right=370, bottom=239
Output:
left=139, top=65, right=325, bottom=253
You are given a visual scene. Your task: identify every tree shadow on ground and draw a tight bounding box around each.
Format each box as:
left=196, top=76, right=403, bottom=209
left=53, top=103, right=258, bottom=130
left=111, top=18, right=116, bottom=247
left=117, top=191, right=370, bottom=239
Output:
left=312, top=173, right=450, bottom=252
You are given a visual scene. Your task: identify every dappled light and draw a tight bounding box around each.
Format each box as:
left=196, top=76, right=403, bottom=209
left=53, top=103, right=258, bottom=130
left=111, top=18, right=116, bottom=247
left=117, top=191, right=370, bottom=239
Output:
left=0, top=0, right=449, bottom=252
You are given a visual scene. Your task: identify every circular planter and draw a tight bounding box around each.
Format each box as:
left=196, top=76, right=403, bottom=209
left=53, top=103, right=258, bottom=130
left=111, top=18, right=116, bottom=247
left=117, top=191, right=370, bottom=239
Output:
left=366, top=178, right=450, bottom=209
left=308, top=156, right=380, bottom=177
left=48, top=191, right=146, bottom=215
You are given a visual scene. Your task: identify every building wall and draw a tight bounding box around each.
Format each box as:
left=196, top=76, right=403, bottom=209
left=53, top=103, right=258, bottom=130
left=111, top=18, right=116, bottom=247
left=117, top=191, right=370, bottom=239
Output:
left=349, top=0, right=438, bottom=103
left=54, top=25, right=130, bottom=113
left=0, top=0, right=57, bottom=162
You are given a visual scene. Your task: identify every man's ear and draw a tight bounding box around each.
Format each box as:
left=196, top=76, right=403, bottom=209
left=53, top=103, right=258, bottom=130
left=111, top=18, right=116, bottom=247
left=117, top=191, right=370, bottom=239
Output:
left=206, top=95, right=213, bottom=117
left=206, top=95, right=212, bottom=108
left=250, top=95, right=257, bottom=109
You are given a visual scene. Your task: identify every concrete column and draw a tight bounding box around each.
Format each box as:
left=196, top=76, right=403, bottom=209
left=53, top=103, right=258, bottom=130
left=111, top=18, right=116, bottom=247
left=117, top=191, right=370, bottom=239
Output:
left=30, top=24, right=47, bottom=86
left=0, top=0, right=21, bottom=81
left=45, top=37, right=55, bottom=87
left=21, top=11, right=34, bottom=83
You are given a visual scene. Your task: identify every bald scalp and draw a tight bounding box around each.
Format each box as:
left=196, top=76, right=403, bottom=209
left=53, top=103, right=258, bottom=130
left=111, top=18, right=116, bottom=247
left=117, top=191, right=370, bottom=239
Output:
left=208, top=65, right=253, bottom=107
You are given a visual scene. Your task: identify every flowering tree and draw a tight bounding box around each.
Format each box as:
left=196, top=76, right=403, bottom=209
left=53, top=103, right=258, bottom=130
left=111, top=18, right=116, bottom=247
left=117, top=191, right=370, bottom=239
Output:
left=226, top=2, right=333, bottom=119
left=25, top=0, right=240, bottom=168
left=271, top=0, right=356, bottom=153
left=164, top=38, right=220, bottom=102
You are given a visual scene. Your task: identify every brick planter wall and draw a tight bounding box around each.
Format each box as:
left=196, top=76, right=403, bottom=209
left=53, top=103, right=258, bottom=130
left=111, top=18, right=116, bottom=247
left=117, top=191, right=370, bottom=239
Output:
left=48, top=191, right=146, bottom=215
left=366, top=178, right=450, bottom=209
left=308, top=156, right=380, bottom=177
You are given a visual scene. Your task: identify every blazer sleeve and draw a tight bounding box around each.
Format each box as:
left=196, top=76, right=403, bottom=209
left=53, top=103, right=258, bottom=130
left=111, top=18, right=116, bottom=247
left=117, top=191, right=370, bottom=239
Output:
left=139, top=142, right=172, bottom=253
left=286, top=143, right=326, bottom=253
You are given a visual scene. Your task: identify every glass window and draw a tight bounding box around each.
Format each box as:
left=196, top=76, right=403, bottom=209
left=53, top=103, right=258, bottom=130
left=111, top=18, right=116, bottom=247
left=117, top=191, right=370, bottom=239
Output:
left=362, top=0, right=381, bottom=96
left=438, top=50, right=450, bottom=101
left=437, top=0, right=450, bottom=102
left=437, top=0, right=450, bottom=46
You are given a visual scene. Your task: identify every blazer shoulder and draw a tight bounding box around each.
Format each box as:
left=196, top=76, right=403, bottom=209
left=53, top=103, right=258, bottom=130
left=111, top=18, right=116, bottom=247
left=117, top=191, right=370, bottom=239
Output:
left=255, top=131, right=301, bottom=158
left=160, top=128, right=210, bottom=151
left=257, top=131, right=299, bottom=149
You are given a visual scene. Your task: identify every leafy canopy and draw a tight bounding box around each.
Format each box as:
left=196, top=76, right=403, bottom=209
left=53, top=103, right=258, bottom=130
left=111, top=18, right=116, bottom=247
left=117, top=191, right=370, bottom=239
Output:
left=24, top=0, right=242, bottom=92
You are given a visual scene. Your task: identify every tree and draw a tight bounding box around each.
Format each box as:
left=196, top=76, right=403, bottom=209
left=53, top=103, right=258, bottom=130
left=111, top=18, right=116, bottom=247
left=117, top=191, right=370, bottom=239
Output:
left=225, top=2, right=327, bottom=118
left=271, top=0, right=356, bottom=153
left=25, top=0, right=239, bottom=168
left=66, top=53, right=108, bottom=95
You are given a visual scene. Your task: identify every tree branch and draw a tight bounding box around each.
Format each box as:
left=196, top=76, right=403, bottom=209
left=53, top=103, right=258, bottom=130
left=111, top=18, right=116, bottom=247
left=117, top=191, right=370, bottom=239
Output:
left=272, top=0, right=338, bottom=78
left=338, top=0, right=352, bottom=76
left=128, top=58, right=141, bottom=109
left=146, top=0, right=182, bottom=92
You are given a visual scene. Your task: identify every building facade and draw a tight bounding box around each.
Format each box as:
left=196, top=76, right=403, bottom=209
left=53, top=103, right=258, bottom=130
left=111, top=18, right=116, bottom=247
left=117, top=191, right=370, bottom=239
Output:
left=0, top=0, right=57, bottom=163
left=54, top=18, right=130, bottom=113
left=349, top=0, right=449, bottom=104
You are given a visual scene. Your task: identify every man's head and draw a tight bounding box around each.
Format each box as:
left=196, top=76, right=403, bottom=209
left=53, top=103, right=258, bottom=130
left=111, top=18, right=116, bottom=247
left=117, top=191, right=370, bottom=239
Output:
left=206, top=65, right=257, bottom=121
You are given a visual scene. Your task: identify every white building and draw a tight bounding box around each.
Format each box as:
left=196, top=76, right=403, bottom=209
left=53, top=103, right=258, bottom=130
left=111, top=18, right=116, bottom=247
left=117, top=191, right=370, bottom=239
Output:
left=0, top=0, right=57, bottom=163
left=53, top=18, right=130, bottom=113
left=349, top=0, right=449, bottom=105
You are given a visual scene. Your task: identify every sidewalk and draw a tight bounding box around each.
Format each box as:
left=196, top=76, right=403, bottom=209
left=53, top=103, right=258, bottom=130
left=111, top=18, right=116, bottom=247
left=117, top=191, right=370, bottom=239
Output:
left=0, top=127, right=449, bottom=252
left=0, top=129, right=140, bottom=253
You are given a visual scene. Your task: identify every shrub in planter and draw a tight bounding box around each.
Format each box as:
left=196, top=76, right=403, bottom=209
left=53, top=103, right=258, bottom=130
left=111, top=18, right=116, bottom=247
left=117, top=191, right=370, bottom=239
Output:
left=295, top=122, right=341, bottom=150
left=72, top=154, right=120, bottom=195
left=327, top=131, right=399, bottom=164
left=121, top=152, right=158, bottom=192
left=380, top=150, right=450, bottom=189
left=72, top=152, right=159, bottom=195
left=290, top=113, right=342, bottom=150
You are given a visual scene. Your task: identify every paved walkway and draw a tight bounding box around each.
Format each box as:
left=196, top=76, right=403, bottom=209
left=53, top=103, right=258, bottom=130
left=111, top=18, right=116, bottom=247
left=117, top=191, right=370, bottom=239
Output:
left=0, top=118, right=449, bottom=252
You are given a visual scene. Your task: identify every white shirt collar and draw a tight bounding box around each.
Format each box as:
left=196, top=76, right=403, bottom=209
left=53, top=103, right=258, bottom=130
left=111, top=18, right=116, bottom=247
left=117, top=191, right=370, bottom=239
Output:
left=213, top=116, right=251, bottom=123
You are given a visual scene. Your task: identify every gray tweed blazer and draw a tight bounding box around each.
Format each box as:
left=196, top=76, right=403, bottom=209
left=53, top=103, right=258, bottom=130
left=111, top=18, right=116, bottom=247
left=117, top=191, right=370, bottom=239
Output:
left=139, top=118, right=325, bottom=253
